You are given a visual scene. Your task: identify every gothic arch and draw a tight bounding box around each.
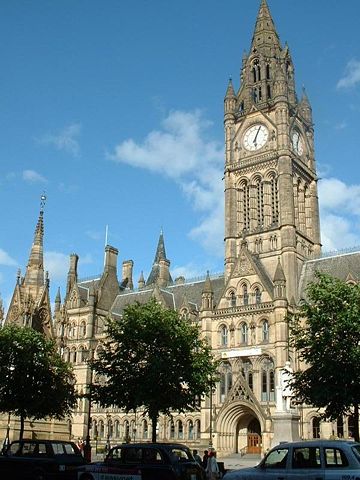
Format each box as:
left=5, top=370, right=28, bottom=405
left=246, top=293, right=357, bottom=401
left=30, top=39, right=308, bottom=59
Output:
left=215, top=401, right=265, bottom=454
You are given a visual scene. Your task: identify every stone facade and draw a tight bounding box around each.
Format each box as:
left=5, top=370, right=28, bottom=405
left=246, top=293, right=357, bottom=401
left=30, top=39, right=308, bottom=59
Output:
left=3, top=0, right=360, bottom=455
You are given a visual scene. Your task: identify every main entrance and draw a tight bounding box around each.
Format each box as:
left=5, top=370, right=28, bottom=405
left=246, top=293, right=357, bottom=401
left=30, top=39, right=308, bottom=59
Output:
left=235, top=414, right=262, bottom=454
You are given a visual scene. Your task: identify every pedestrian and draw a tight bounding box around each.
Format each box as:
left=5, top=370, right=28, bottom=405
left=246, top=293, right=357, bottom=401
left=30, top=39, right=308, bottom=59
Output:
left=206, top=450, right=220, bottom=480
left=193, top=449, right=202, bottom=465
left=202, top=449, right=209, bottom=469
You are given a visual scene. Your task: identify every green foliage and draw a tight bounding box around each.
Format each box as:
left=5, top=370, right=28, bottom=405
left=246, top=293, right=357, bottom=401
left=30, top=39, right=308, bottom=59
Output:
left=0, top=325, right=77, bottom=421
left=92, top=299, right=218, bottom=422
left=289, top=272, right=360, bottom=422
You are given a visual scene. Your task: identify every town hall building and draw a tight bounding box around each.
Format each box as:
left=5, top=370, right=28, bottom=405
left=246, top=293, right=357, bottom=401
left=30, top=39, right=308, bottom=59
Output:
left=3, top=0, right=360, bottom=456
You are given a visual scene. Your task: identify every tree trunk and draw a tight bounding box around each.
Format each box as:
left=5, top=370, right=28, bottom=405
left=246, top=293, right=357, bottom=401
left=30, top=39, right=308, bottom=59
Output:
left=354, top=404, right=359, bottom=442
left=19, top=415, right=25, bottom=441
left=151, top=415, right=157, bottom=443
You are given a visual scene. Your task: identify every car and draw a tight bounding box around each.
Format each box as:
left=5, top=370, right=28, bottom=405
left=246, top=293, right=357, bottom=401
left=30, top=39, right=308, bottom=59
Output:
left=77, top=442, right=206, bottom=480
left=0, top=439, right=86, bottom=480
left=223, top=439, right=360, bottom=480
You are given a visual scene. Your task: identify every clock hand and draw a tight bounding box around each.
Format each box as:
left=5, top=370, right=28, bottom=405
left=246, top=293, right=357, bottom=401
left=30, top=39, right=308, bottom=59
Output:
left=253, top=126, right=261, bottom=144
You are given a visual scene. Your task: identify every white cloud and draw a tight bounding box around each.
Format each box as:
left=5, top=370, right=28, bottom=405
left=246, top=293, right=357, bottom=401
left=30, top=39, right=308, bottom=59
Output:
left=110, top=110, right=224, bottom=255
left=337, top=59, right=360, bottom=89
left=38, top=123, right=81, bottom=157
left=22, top=169, right=47, bottom=183
left=0, top=249, right=17, bottom=266
left=319, top=178, right=360, bottom=251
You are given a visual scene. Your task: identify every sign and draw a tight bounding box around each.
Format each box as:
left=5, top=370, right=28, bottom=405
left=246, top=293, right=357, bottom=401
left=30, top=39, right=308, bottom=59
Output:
left=221, top=348, right=262, bottom=359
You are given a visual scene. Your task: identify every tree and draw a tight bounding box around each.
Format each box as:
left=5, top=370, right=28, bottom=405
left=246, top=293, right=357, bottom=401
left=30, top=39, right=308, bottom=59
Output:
left=0, top=325, right=77, bottom=440
left=289, top=272, right=360, bottom=441
left=92, top=299, right=218, bottom=442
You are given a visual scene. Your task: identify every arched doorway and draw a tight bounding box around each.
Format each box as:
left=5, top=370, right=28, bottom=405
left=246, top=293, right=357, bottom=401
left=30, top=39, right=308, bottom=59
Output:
left=235, top=413, right=262, bottom=454
left=247, top=418, right=261, bottom=454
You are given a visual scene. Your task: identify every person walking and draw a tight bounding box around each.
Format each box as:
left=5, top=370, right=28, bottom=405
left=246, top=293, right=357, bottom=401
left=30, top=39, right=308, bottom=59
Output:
left=193, top=449, right=202, bottom=465
left=206, top=450, right=220, bottom=479
left=202, top=449, right=209, bottom=469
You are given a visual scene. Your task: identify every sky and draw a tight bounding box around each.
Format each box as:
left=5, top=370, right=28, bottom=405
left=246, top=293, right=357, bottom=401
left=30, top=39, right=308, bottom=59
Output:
left=0, top=0, right=360, bottom=312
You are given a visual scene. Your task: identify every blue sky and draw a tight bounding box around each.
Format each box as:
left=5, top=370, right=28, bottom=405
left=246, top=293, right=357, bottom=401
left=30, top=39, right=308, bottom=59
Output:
left=1, top=0, right=360, bottom=311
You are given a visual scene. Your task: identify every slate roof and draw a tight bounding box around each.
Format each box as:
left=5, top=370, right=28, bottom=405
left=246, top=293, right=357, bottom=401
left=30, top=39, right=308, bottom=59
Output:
left=299, top=250, right=360, bottom=300
left=111, top=274, right=225, bottom=316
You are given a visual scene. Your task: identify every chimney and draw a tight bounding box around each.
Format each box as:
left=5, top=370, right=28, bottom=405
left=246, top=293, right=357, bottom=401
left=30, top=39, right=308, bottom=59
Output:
left=104, top=245, right=118, bottom=274
left=122, top=260, right=134, bottom=290
left=66, top=253, right=79, bottom=296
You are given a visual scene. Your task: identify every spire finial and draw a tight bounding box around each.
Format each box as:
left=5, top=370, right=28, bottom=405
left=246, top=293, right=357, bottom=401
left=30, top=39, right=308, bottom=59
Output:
left=40, top=192, right=47, bottom=213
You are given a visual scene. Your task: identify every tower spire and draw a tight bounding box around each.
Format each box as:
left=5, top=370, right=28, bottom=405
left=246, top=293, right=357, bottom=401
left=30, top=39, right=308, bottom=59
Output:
left=250, top=0, right=281, bottom=54
left=23, top=194, right=47, bottom=288
left=146, top=229, right=172, bottom=286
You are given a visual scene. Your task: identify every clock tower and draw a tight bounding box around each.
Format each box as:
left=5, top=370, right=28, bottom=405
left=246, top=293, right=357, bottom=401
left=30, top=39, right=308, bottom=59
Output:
left=224, top=0, right=321, bottom=301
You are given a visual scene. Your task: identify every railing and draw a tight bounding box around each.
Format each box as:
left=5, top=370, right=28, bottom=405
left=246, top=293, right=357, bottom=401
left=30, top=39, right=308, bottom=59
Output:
left=214, top=302, right=273, bottom=316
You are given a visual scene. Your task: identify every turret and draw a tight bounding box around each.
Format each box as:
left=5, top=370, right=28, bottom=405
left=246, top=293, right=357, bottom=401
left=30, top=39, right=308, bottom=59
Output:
left=138, top=271, right=145, bottom=289
left=55, top=287, right=61, bottom=313
left=273, top=258, right=286, bottom=299
left=201, top=271, right=214, bottom=311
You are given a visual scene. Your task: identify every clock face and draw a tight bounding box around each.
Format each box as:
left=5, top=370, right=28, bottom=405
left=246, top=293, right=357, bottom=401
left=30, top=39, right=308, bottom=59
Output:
left=243, top=124, right=269, bottom=151
left=292, top=130, right=304, bottom=155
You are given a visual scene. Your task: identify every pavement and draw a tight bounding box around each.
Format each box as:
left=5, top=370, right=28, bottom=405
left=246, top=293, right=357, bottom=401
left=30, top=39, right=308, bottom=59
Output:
left=220, top=453, right=261, bottom=471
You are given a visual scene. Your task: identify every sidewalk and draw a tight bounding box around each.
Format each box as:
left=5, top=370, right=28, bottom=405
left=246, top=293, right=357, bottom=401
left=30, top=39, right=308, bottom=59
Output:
left=220, top=453, right=261, bottom=471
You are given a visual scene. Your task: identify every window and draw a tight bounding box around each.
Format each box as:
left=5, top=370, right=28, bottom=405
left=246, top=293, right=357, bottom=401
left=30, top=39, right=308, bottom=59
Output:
left=177, top=420, right=183, bottom=439
left=114, top=420, right=120, bottom=439
left=242, top=182, right=250, bottom=231
left=242, top=285, right=249, bottom=305
left=170, top=421, right=175, bottom=439
left=337, top=417, right=344, bottom=438
left=219, top=362, right=232, bottom=402
left=264, top=448, right=288, bottom=469
left=142, top=420, right=148, bottom=439
left=255, top=288, right=262, bottom=304
left=311, top=417, right=321, bottom=439
left=271, top=176, right=279, bottom=224
left=241, top=359, right=253, bottom=391
left=195, top=420, right=201, bottom=440
left=262, top=320, right=269, bottom=342
left=188, top=420, right=194, bottom=440
left=220, top=325, right=228, bottom=346
left=81, top=322, right=86, bottom=337
left=292, top=447, right=321, bottom=469
left=98, top=420, right=105, bottom=439
left=266, top=64, right=271, bottom=80
left=324, top=448, right=349, bottom=467
left=230, top=291, right=236, bottom=307
left=261, top=358, right=275, bottom=401
left=256, top=179, right=264, bottom=227
left=240, top=322, right=248, bottom=344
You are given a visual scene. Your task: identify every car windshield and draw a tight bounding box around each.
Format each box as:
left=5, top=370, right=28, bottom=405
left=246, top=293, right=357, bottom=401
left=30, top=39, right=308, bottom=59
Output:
left=263, top=448, right=288, bottom=469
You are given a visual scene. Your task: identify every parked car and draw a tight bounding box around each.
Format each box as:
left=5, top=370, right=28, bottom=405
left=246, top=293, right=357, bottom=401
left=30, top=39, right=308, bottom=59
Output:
left=223, top=439, right=360, bottom=479
left=0, top=439, right=86, bottom=480
left=77, top=442, right=206, bottom=480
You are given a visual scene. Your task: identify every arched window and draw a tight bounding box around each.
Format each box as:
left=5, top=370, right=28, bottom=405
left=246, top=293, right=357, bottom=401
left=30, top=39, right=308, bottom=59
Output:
left=271, top=176, right=279, bottom=224
left=241, top=359, right=254, bottom=391
left=256, top=179, right=264, bottom=227
left=124, top=420, right=130, bottom=441
left=114, top=420, right=120, bottom=439
left=242, top=182, right=250, bottom=231
left=220, top=362, right=232, bottom=402
left=92, top=420, right=98, bottom=440
left=255, top=288, right=262, bottom=304
left=243, top=285, right=249, bottom=305
left=142, top=420, right=148, bottom=439
left=312, top=417, right=321, bottom=439
left=348, top=415, right=355, bottom=439
left=220, top=325, right=229, bottom=347
left=81, top=321, right=86, bottom=337
left=170, top=420, right=175, bottom=439
left=230, top=291, right=236, bottom=307
left=195, top=419, right=201, bottom=440
left=240, top=322, right=248, bottom=344
left=188, top=420, right=194, bottom=440
left=98, top=420, right=105, bottom=439
left=262, top=320, right=269, bottom=342
left=261, top=358, right=275, bottom=401
left=267, top=84, right=271, bottom=99
left=266, top=64, right=271, bottom=80
left=72, top=348, right=77, bottom=364
left=178, top=420, right=184, bottom=439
